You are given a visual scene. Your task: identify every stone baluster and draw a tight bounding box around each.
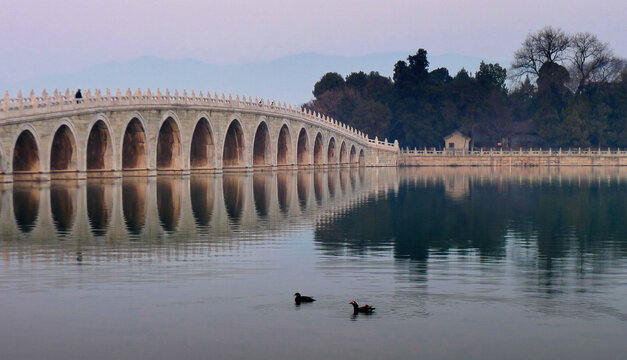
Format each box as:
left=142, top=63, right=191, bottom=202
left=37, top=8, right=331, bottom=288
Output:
left=123, top=88, right=130, bottom=104
left=41, top=90, right=49, bottom=113
left=53, top=89, right=61, bottom=112
left=94, top=89, right=101, bottom=105
left=16, top=90, right=24, bottom=115
left=164, top=89, right=171, bottom=104
left=29, top=90, right=37, bottom=114
left=1, top=91, right=8, bottom=119
left=84, top=89, right=92, bottom=106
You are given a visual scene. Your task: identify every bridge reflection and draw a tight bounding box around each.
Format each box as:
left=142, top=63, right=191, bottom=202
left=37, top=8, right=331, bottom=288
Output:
left=2, top=167, right=626, bottom=266
left=2, top=168, right=379, bottom=244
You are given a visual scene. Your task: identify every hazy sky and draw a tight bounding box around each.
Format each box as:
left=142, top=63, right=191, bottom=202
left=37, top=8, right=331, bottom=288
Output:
left=2, top=0, right=625, bottom=82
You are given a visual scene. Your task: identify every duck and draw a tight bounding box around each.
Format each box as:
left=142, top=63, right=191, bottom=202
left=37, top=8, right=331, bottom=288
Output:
left=349, top=301, right=375, bottom=314
left=294, top=292, right=316, bottom=303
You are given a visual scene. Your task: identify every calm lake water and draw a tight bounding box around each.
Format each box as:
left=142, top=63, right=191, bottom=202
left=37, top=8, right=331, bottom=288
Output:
left=1, top=168, right=626, bottom=360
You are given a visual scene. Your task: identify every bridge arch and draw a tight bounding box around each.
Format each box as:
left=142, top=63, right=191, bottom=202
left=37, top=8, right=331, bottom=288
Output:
left=222, top=118, right=246, bottom=168
left=86, top=115, right=114, bottom=172
left=252, top=120, right=271, bottom=167
left=276, top=123, right=292, bottom=166
left=190, top=116, right=216, bottom=170
left=121, top=114, right=148, bottom=171
left=327, top=137, right=337, bottom=164
left=49, top=122, right=79, bottom=175
left=12, top=125, right=41, bottom=176
left=350, top=145, right=357, bottom=165
left=156, top=115, right=183, bottom=170
left=313, top=132, right=325, bottom=165
left=297, top=128, right=311, bottom=165
left=339, top=141, right=347, bottom=165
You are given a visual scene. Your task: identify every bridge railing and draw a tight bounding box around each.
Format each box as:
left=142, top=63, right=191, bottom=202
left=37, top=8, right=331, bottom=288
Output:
left=400, top=148, right=627, bottom=157
left=1, top=88, right=399, bottom=151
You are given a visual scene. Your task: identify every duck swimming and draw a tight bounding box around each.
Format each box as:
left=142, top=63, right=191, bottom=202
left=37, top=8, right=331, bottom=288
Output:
left=294, top=292, right=316, bottom=303
left=349, top=301, right=375, bottom=314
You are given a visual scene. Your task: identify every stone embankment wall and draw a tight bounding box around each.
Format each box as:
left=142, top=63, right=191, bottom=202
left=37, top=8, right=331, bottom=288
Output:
left=398, top=150, right=627, bottom=166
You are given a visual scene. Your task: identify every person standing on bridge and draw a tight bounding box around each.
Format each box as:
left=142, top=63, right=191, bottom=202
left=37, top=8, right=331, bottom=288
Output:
left=75, top=89, right=83, bottom=104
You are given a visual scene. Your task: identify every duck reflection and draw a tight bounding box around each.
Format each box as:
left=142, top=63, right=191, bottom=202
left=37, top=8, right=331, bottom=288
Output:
left=13, top=185, right=40, bottom=233
left=122, top=178, right=147, bottom=235
left=190, top=176, right=214, bottom=228
left=87, top=180, right=113, bottom=236
left=277, top=172, right=291, bottom=215
left=223, top=175, right=244, bottom=223
left=253, top=174, right=271, bottom=218
left=50, top=181, right=78, bottom=234
left=157, top=177, right=182, bottom=233
left=297, top=171, right=309, bottom=211
left=314, top=171, right=324, bottom=205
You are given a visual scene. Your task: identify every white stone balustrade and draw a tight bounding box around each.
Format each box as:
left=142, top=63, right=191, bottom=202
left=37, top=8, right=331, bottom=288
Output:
left=1, top=88, right=399, bottom=150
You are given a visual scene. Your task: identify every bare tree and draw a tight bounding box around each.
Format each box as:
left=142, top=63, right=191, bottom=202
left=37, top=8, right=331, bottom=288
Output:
left=590, top=56, right=626, bottom=84
left=511, top=26, right=571, bottom=80
left=567, top=32, right=621, bottom=94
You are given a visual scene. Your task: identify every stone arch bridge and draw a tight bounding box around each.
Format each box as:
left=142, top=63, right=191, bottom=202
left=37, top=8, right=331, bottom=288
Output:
left=0, top=89, right=399, bottom=182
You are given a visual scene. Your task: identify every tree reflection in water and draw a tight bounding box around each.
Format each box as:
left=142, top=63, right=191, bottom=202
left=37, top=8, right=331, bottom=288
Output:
left=315, top=173, right=627, bottom=276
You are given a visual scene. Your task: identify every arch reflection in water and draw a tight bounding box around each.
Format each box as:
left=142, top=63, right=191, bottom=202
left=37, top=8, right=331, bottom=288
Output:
left=157, top=177, right=182, bottom=232
left=122, top=178, right=148, bottom=235
left=253, top=173, right=271, bottom=218
left=223, top=175, right=244, bottom=223
left=350, top=169, right=357, bottom=191
left=297, top=171, right=309, bottom=211
left=327, top=171, right=337, bottom=198
left=277, top=172, right=292, bottom=215
left=87, top=180, right=113, bottom=236
left=314, top=171, right=324, bottom=205
left=340, top=171, right=348, bottom=193
left=13, top=185, right=40, bottom=233
left=190, top=176, right=215, bottom=228
left=50, top=181, right=78, bottom=234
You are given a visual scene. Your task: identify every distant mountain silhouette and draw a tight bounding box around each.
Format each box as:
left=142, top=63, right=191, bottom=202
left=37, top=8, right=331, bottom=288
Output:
left=1, top=52, right=501, bottom=105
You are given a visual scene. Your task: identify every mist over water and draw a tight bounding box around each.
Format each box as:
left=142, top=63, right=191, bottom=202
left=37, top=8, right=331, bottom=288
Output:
left=1, top=168, right=626, bottom=360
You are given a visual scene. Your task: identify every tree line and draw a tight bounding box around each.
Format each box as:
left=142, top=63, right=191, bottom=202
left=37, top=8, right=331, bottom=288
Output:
left=304, top=27, right=626, bottom=148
